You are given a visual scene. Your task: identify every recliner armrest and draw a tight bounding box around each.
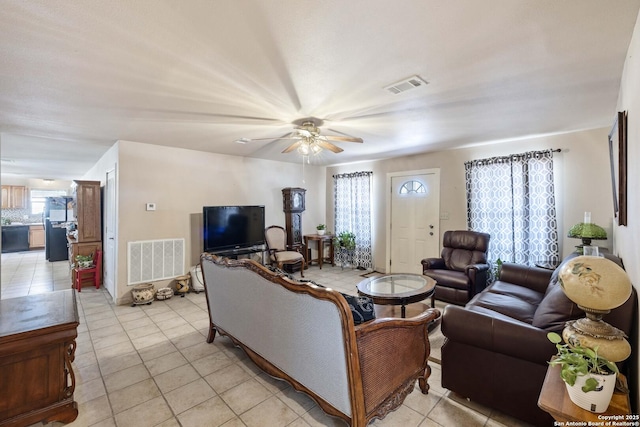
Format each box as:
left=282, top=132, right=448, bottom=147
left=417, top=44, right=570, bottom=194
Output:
left=465, top=263, right=490, bottom=274
left=441, top=305, right=556, bottom=365
left=421, top=257, right=446, bottom=270
left=498, top=263, right=553, bottom=294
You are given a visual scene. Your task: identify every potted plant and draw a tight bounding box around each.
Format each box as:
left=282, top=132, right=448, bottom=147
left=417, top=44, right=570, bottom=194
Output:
left=547, top=332, right=619, bottom=413
left=75, top=254, right=93, bottom=269
left=334, top=231, right=356, bottom=250
left=316, top=224, right=326, bottom=235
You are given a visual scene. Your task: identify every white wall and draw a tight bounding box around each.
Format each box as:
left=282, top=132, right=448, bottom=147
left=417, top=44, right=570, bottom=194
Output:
left=327, top=127, right=614, bottom=272
left=90, top=140, right=326, bottom=305
left=615, top=8, right=640, bottom=413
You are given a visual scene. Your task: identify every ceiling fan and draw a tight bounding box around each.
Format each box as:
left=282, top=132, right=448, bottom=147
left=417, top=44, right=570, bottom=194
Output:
left=235, top=119, right=363, bottom=156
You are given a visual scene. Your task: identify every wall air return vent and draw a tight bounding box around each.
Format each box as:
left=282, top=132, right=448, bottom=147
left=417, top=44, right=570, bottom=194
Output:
left=384, top=75, right=428, bottom=94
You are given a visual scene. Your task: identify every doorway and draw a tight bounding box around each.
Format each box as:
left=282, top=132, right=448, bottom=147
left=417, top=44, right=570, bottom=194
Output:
left=104, top=168, right=117, bottom=301
left=387, top=169, right=440, bottom=274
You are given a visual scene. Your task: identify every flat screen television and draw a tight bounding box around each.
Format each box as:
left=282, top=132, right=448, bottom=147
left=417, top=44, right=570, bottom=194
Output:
left=203, top=205, right=265, bottom=253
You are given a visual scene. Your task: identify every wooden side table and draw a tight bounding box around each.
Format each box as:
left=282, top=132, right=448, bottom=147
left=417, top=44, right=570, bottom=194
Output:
left=0, top=289, right=80, bottom=426
left=303, top=234, right=334, bottom=269
left=538, top=364, right=631, bottom=423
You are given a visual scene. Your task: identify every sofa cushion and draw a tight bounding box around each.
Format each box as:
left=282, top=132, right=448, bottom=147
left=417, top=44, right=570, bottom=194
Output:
left=531, top=282, right=582, bottom=332
left=467, top=284, right=541, bottom=324
left=485, top=281, right=546, bottom=306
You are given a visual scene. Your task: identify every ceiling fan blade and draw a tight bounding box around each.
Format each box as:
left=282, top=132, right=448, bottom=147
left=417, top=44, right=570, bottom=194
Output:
left=315, top=140, right=344, bottom=153
left=323, top=135, right=363, bottom=143
left=282, top=141, right=302, bottom=153
left=235, top=133, right=299, bottom=143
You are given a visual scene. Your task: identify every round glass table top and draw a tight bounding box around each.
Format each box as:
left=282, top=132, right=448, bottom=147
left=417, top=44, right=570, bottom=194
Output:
left=357, top=274, right=435, bottom=298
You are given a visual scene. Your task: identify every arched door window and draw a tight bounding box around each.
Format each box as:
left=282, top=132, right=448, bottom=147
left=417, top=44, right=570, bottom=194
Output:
left=399, top=180, right=427, bottom=195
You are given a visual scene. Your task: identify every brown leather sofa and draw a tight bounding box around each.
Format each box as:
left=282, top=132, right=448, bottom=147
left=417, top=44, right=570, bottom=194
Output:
left=440, top=253, right=637, bottom=426
left=421, top=230, right=490, bottom=306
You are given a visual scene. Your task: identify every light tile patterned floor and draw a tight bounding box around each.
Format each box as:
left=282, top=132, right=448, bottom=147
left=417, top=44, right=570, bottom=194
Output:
left=1, top=251, right=533, bottom=427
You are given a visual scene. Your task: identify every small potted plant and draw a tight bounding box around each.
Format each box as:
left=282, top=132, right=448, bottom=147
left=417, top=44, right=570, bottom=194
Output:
left=316, top=224, right=326, bottom=235
left=547, top=332, right=619, bottom=413
left=334, top=231, right=356, bottom=250
left=75, top=254, right=93, bottom=269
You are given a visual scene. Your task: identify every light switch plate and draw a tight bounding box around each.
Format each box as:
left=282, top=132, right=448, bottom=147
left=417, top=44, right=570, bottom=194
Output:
left=146, top=203, right=156, bottom=211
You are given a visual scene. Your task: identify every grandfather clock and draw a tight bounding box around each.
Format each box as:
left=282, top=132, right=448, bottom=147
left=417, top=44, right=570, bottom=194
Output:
left=282, top=187, right=305, bottom=252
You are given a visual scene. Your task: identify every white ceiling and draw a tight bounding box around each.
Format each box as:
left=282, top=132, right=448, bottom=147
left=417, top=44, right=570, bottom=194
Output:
left=1, top=0, right=639, bottom=180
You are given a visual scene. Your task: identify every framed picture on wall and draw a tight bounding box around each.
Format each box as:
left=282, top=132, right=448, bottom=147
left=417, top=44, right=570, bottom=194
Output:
left=608, top=111, right=627, bottom=226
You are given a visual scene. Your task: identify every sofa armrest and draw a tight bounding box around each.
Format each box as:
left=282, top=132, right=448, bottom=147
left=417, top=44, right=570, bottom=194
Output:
left=354, top=308, right=440, bottom=412
left=441, top=305, right=555, bottom=365
left=498, top=263, right=554, bottom=294
left=421, top=258, right=446, bottom=270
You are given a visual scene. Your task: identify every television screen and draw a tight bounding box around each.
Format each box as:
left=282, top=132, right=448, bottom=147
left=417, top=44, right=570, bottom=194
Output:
left=203, top=205, right=265, bottom=253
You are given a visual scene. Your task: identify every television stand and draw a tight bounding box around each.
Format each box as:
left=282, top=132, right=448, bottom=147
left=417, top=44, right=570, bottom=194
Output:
left=214, top=246, right=265, bottom=263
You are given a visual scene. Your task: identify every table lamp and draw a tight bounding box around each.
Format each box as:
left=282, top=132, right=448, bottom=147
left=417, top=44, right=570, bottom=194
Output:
left=558, top=255, right=632, bottom=362
left=567, top=212, right=607, bottom=252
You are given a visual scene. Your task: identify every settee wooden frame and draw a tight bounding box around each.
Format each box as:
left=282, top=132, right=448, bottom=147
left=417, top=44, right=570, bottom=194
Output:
left=201, top=254, right=439, bottom=427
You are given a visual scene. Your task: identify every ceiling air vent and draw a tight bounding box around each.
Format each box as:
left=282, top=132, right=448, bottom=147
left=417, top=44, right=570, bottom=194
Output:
left=384, top=75, right=428, bottom=95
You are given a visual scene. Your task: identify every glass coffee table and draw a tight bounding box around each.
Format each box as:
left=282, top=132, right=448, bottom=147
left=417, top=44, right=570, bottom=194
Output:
left=357, top=273, right=436, bottom=318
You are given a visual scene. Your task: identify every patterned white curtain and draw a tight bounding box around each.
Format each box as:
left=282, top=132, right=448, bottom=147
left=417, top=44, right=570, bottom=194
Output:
left=333, top=171, right=373, bottom=270
left=465, top=150, right=559, bottom=267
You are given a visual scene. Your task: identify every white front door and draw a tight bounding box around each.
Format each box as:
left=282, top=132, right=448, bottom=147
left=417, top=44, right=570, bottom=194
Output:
left=104, top=168, right=117, bottom=300
left=388, top=170, right=440, bottom=274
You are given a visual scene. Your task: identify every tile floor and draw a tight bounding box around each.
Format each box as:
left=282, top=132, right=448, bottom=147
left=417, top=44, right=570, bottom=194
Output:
left=1, top=251, right=534, bottom=427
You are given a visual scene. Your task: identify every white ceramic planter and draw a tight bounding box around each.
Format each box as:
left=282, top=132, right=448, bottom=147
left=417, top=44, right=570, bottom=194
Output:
left=317, top=229, right=326, bottom=235
left=565, top=372, right=616, bottom=413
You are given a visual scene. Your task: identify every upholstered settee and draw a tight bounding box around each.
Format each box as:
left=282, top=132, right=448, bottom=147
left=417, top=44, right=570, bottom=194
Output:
left=440, top=253, right=637, bottom=427
left=200, top=253, right=440, bottom=427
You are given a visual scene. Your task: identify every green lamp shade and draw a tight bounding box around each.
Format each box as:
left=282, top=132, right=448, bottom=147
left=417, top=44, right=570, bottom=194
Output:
left=567, top=223, right=607, bottom=240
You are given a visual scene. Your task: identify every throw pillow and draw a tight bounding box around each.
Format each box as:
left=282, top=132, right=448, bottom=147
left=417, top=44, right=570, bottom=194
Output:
left=531, top=282, right=582, bottom=332
left=341, top=293, right=376, bottom=325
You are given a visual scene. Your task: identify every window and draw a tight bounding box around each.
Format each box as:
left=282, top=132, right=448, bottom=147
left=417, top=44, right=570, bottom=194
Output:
left=465, top=149, right=559, bottom=267
left=30, top=189, right=68, bottom=215
left=399, top=180, right=427, bottom=195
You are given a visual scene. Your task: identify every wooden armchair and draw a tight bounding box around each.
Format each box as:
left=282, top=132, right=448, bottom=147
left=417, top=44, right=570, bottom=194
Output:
left=265, top=225, right=305, bottom=277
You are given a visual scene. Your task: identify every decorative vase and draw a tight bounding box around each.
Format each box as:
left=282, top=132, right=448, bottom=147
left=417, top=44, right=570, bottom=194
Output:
left=156, top=287, right=173, bottom=300
left=131, top=283, right=155, bottom=306
left=565, top=372, right=616, bottom=413
left=317, top=229, right=326, bottom=235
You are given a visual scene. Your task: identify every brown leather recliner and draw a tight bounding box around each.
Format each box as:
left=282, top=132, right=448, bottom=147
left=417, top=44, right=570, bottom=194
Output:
left=421, top=230, right=490, bottom=306
left=440, top=252, right=638, bottom=427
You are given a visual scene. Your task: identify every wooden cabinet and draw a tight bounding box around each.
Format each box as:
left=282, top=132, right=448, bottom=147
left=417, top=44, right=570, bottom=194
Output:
left=29, top=225, right=45, bottom=249
left=0, top=290, right=79, bottom=426
left=68, top=237, right=102, bottom=285
left=1, top=185, right=27, bottom=209
left=71, top=180, right=101, bottom=243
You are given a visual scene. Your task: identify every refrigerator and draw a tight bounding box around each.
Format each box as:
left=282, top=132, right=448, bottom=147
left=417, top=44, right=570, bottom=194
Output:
left=44, top=197, right=74, bottom=262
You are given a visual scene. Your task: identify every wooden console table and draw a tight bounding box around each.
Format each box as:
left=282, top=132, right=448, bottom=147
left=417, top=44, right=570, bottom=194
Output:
left=538, top=364, right=631, bottom=423
left=303, top=234, right=334, bottom=269
left=0, top=290, right=79, bottom=427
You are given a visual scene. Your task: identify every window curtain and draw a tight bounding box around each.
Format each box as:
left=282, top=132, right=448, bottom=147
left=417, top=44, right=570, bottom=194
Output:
left=333, top=171, right=373, bottom=270
left=465, top=149, right=559, bottom=268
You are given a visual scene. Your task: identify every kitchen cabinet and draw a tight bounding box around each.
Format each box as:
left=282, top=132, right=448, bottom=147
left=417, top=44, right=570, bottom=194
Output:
left=1, top=185, right=28, bottom=209
left=71, top=181, right=101, bottom=243
left=29, top=224, right=45, bottom=249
